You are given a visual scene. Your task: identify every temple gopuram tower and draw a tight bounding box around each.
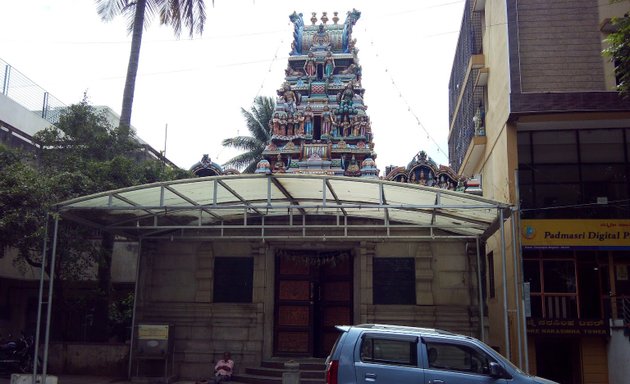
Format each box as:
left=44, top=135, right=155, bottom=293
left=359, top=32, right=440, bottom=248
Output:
left=257, top=9, right=378, bottom=177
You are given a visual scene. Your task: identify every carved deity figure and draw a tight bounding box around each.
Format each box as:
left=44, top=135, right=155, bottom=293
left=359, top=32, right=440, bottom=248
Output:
left=274, top=154, right=286, bottom=173
left=304, top=106, right=314, bottom=136
left=340, top=64, right=356, bottom=75
left=344, top=154, right=361, bottom=176
left=279, top=114, right=288, bottom=136
left=285, top=64, right=303, bottom=77
left=352, top=116, right=361, bottom=137
left=359, top=115, right=368, bottom=137
left=313, top=24, right=331, bottom=47
left=305, top=53, right=316, bottom=77
left=341, top=116, right=351, bottom=137
left=295, top=112, right=305, bottom=135
left=438, top=175, right=448, bottom=189
left=322, top=105, right=333, bottom=136
left=418, top=170, right=427, bottom=186
left=287, top=115, right=294, bottom=136
left=270, top=113, right=281, bottom=135
left=281, top=83, right=298, bottom=116
left=324, top=51, right=335, bottom=77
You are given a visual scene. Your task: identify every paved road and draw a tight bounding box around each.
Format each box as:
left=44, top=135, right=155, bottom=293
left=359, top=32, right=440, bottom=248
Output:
left=0, top=375, right=201, bottom=384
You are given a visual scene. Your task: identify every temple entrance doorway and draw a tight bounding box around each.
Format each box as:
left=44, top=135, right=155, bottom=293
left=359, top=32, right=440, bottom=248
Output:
left=274, top=250, right=353, bottom=357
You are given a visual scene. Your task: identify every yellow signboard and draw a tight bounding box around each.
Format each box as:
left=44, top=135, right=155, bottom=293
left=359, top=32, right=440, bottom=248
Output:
left=521, top=219, right=630, bottom=249
left=138, top=324, right=169, bottom=340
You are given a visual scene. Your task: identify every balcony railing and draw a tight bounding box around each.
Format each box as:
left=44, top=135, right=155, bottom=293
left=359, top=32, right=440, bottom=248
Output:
left=1, top=57, right=66, bottom=125
left=448, top=0, right=483, bottom=123
left=611, top=296, right=630, bottom=327
left=447, top=0, right=484, bottom=173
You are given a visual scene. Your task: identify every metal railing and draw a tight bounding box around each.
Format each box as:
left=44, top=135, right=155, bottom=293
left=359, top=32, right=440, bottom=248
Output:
left=1, top=57, right=67, bottom=125
left=613, top=296, right=630, bottom=326
left=447, top=0, right=483, bottom=173
left=448, top=0, right=483, bottom=122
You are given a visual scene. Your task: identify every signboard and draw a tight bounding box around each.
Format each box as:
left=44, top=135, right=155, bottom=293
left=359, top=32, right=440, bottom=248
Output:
left=521, top=219, right=630, bottom=250
left=138, top=324, right=169, bottom=340
left=526, top=318, right=608, bottom=336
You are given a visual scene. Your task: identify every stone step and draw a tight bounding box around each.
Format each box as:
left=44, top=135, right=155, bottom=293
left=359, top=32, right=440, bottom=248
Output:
left=260, top=360, right=325, bottom=372
left=233, top=359, right=326, bottom=384
left=245, top=367, right=325, bottom=379
left=232, top=373, right=324, bottom=384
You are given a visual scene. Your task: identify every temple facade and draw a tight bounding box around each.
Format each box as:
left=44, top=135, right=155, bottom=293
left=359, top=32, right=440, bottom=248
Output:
left=46, top=10, right=507, bottom=381
left=255, top=10, right=378, bottom=178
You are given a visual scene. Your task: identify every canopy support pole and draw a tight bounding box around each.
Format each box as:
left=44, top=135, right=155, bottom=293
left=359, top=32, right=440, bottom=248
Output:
left=499, top=209, right=510, bottom=360
left=128, top=238, right=143, bottom=379
left=475, top=236, right=485, bottom=342
left=32, top=215, right=49, bottom=384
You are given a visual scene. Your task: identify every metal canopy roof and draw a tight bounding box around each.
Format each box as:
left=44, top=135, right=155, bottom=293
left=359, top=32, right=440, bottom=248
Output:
left=55, top=174, right=510, bottom=240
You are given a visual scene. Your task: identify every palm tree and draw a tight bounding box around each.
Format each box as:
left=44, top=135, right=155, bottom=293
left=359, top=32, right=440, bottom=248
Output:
left=222, top=96, right=275, bottom=173
left=96, top=0, right=208, bottom=128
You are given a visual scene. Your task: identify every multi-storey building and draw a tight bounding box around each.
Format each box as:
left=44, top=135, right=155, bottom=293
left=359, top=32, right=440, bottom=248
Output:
left=448, top=1, right=630, bottom=383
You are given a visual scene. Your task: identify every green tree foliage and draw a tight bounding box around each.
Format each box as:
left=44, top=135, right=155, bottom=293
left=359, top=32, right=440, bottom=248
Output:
left=96, top=0, right=208, bottom=128
left=221, top=96, right=275, bottom=173
left=604, top=6, right=630, bottom=98
left=0, top=99, right=191, bottom=340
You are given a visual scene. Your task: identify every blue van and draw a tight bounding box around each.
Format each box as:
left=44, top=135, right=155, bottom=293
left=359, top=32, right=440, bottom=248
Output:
left=325, top=324, right=558, bottom=384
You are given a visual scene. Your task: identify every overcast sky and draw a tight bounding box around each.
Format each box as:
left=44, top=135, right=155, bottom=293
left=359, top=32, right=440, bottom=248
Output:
left=0, top=0, right=465, bottom=173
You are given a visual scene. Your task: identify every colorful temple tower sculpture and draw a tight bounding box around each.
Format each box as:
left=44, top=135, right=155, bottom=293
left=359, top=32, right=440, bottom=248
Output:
left=384, top=150, right=482, bottom=195
left=190, top=154, right=239, bottom=177
left=384, top=150, right=465, bottom=191
left=257, top=9, right=378, bottom=178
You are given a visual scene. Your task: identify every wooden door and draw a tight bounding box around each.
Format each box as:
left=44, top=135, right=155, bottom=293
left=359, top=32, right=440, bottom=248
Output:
left=315, top=256, right=353, bottom=357
left=274, top=252, right=353, bottom=357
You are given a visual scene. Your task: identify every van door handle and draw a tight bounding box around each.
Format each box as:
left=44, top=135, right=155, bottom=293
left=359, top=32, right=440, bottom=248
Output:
left=365, top=372, right=377, bottom=382
left=429, top=380, right=445, bottom=384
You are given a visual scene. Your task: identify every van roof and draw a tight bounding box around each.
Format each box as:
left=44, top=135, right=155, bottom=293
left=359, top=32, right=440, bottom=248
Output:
left=337, top=324, right=465, bottom=338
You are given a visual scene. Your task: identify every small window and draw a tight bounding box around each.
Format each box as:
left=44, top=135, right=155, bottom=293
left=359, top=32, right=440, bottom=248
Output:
left=487, top=252, right=495, bottom=299
left=361, top=336, right=417, bottom=366
left=373, top=258, right=416, bottom=305
left=426, top=341, right=493, bottom=375
left=213, top=257, right=254, bottom=303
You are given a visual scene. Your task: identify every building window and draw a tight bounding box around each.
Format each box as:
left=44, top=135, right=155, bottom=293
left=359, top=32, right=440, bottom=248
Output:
left=518, top=128, right=630, bottom=219
left=373, top=258, right=416, bottom=305
left=487, top=252, right=495, bottom=299
left=524, top=252, right=578, bottom=319
left=213, top=257, right=254, bottom=303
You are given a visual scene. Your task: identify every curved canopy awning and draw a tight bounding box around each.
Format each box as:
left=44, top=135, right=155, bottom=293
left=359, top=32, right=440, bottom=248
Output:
left=56, top=174, right=511, bottom=240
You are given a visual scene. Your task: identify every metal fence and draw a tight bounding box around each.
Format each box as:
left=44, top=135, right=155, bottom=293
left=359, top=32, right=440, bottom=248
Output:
left=1, top=57, right=67, bottom=125
left=615, top=296, right=630, bottom=326
left=447, top=0, right=483, bottom=173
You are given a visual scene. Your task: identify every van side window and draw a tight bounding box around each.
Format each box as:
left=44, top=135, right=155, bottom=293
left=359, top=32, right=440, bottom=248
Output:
left=360, top=336, right=417, bottom=366
left=425, top=342, right=492, bottom=375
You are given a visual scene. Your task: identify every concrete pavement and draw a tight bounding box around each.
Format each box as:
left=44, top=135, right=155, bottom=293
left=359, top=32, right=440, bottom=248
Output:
left=0, top=375, right=203, bottom=384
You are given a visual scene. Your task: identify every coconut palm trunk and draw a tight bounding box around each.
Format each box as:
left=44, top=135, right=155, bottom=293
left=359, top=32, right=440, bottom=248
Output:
left=119, top=0, right=147, bottom=128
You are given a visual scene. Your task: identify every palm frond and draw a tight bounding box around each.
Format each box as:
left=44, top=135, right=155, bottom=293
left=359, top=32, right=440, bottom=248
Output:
left=221, top=151, right=262, bottom=171
left=242, top=161, right=259, bottom=174
left=240, top=96, right=275, bottom=142
left=221, top=136, right=262, bottom=152
left=220, top=95, right=275, bottom=172
left=96, top=0, right=130, bottom=21
left=123, top=0, right=155, bottom=34
left=160, top=0, right=206, bottom=37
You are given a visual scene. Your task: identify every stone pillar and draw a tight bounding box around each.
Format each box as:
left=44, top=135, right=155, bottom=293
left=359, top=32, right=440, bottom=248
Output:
left=415, top=242, right=435, bottom=305
left=282, top=361, right=300, bottom=384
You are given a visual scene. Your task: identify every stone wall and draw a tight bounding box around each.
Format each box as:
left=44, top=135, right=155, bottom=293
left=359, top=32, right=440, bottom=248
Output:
left=517, top=0, right=605, bottom=93
left=47, top=343, right=128, bottom=376
left=135, top=236, right=481, bottom=379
